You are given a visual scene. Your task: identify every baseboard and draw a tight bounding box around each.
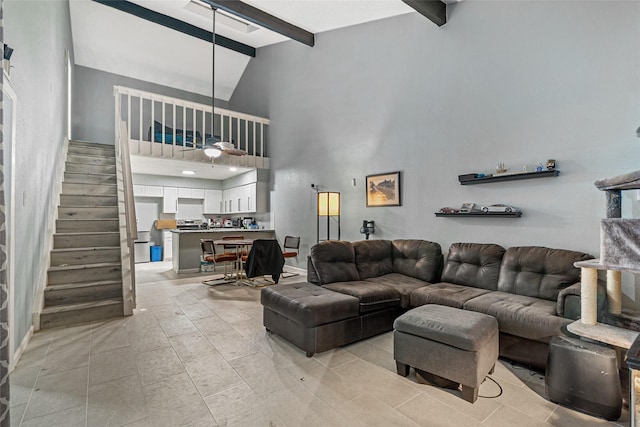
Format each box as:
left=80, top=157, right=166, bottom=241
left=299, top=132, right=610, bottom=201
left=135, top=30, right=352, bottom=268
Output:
left=10, top=325, right=34, bottom=373
left=282, top=265, right=305, bottom=278
left=32, top=137, right=69, bottom=332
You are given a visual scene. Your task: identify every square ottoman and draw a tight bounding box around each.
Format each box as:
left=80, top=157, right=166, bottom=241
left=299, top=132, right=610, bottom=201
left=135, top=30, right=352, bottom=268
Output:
left=394, top=304, right=499, bottom=403
left=261, top=282, right=361, bottom=357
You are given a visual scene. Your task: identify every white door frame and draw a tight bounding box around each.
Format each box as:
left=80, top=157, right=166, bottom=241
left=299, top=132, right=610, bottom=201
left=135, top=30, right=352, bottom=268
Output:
left=3, top=70, right=17, bottom=370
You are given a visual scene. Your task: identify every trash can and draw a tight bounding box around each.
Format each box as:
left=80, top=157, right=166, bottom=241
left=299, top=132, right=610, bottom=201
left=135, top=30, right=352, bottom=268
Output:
left=150, top=245, right=162, bottom=262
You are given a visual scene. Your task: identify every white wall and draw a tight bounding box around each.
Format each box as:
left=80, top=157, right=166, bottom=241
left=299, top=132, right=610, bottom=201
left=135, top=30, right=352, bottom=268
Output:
left=5, top=0, right=74, bottom=342
left=230, top=2, right=640, bottom=307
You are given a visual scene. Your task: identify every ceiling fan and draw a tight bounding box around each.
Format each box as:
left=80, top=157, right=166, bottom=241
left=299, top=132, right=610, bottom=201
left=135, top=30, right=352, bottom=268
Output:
left=184, top=7, right=247, bottom=159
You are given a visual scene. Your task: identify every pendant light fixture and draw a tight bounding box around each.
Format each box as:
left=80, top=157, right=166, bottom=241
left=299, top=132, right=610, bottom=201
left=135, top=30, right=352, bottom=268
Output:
left=204, top=6, right=223, bottom=158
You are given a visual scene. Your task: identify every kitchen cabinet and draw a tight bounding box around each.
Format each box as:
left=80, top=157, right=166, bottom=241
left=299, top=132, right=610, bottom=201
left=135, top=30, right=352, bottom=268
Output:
left=163, top=230, right=173, bottom=260
left=163, top=187, right=178, bottom=213
left=177, top=187, right=205, bottom=199
left=221, top=183, right=266, bottom=214
left=134, top=185, right=163, bottom=197
left=204, top=190, right=222, bottom=214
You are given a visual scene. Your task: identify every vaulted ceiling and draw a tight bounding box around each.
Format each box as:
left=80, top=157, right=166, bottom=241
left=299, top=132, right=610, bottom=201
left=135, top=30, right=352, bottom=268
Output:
left=69, top=0, right=434, bottom=101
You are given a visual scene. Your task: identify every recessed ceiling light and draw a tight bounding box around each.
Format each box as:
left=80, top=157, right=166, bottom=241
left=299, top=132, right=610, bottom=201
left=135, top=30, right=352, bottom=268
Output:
left=229, top=167, right=237, bottom=172
left=182, top=170, right=196, bottom=175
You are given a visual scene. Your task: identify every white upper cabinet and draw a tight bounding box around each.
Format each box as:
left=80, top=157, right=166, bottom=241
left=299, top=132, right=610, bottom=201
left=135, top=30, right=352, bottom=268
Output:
left=177, top=187, right=205, bottom=199
left=204, top=190, right=222, bottom=214
left=163, top=186, right=178, bottom=213
left=134, top=185, right=163, bottom=197
left=221, top=183, right=266, bottom=214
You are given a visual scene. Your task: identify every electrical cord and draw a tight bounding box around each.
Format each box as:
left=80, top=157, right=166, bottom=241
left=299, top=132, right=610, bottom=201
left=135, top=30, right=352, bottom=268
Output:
left=479, top=376, right=503, bottom=399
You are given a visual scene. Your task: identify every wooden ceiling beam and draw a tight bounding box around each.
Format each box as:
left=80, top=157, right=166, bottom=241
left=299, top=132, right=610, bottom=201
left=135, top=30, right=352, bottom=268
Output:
left=201, top=0, right=315, bottom=47
left=402, top=0, right=447, bottom=27
left=92, top=0, right=256, bottom=57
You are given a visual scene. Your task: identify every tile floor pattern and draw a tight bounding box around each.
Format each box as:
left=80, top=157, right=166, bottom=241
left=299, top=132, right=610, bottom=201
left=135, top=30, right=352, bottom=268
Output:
left=9, top=261, right=630, bottom=426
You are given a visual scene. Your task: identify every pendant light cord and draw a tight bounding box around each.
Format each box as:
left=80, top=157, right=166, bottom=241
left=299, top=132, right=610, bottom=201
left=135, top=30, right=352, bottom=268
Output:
left=212, top=7, right=216, bottom=139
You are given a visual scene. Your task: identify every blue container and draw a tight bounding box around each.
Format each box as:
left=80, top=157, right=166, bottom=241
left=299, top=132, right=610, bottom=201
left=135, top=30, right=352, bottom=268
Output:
left=150, top=245, right=162, bottom=262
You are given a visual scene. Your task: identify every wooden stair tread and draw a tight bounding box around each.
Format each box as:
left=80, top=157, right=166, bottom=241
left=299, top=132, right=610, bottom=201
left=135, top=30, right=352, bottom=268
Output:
left=51, top=246, right=120, bottom=253
left=55, top=231, right=119, bottom=236
left=57, top=218, right=117, bottom=221
left=41, top=298, right=123, bottom=315
left=45, top=280, right=121, bottom=290
left=48, top=262, right=121, bottom=272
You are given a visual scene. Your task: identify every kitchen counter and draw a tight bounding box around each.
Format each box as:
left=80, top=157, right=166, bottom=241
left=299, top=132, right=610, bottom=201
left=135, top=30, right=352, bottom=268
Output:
left=171, top=229, right=276, bottom=273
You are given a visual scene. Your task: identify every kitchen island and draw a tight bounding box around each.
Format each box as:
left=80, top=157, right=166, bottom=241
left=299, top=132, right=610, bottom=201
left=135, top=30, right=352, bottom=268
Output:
left=171, top=228, right=276, bottom=273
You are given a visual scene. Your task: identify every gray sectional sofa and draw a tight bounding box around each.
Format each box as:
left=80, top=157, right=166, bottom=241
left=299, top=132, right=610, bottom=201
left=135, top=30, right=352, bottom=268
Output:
left=261, top=239, right=606, bottom=369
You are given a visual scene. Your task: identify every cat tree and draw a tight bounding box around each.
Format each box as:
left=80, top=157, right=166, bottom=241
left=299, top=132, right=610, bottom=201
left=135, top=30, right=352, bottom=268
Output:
left=566, top=169, right=640, bottom=425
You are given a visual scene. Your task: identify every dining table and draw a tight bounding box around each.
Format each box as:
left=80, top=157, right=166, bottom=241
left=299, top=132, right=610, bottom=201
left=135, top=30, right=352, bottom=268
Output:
left=213, top=239, right=254, bottom=284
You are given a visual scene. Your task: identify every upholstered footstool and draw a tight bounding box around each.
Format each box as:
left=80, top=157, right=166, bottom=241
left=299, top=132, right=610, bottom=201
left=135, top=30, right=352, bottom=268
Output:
left=393, top=304, right=499, bottom=403
left=261, top=282, right=360, bottom=357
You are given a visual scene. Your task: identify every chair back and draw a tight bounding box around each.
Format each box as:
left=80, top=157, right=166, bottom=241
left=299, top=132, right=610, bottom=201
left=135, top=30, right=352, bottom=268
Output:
left=244, top=239, right=285, bottom=282
left=222, top=235, right=244, bottom=251
left=283, top=236, right=300, bottom=258
left=201, top=239, right=215, bottom=255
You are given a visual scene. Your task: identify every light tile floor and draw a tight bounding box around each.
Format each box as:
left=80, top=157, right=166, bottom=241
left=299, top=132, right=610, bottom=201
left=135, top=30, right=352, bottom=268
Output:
left=9, top=261, right=629, bottom=426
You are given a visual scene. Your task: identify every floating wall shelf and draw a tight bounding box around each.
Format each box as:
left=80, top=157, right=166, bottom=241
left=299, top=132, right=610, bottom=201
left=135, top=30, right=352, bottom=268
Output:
left=459, top=170, right=559, bottom=185
left=435, top=212, right=522, bottom=218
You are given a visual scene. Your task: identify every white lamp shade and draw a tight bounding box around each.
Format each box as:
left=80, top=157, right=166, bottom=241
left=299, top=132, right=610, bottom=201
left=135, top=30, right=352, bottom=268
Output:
left=318, top=192, right=340, bottom=216
left=204, top=147, right=222, bottom=158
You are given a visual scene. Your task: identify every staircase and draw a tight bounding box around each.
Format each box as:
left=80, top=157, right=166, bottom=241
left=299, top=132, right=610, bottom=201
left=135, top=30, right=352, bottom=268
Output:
left=40, top=141, right=124, bottom=329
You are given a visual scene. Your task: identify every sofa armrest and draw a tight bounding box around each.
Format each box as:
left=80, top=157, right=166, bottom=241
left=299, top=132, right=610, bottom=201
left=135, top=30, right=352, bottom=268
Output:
left=307, top=256, right=322, bottom=285
left=557, top=280, right=608, bottom=320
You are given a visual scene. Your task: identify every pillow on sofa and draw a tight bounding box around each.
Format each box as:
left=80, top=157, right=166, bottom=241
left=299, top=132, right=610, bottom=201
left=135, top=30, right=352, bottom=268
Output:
left=497, top=246, right=593, bottom=301
left=309, top=241, right=360, bottom=285
left=441, top=243, right=506, bottom=290
left=391, top=240, right=442, bottom=283
left=354, top=240, right=393, bottom=279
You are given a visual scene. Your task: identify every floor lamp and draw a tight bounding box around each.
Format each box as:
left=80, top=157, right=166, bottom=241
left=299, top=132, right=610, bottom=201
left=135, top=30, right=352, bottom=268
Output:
left=317, top=192, right=340, bottom=242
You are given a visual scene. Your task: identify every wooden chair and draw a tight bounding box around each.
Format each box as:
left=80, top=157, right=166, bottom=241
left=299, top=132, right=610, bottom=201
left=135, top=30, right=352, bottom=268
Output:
left=200, top=239, right=238, bottom=278
left=281, top=235, right=300, bottom=278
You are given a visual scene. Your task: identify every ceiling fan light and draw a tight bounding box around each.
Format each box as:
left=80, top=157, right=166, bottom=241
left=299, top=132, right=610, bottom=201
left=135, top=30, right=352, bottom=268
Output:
left=204, top=147, right=222, bottom=158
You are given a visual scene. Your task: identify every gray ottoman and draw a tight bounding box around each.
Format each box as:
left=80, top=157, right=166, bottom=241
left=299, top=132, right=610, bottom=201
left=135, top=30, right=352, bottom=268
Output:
left=261, top=282, right=361, bottom=357
left=394, top=304, right=499, bottom=403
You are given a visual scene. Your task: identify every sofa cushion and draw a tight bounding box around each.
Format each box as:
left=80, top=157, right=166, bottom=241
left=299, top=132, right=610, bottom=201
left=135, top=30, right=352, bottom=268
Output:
left=410, top=283, right=491, bottom=308
left=309, top=240, right=360, bottom=285
left=322, top=281, right=400, bottom=313
left=463, top=291, right=571, bottom=342
left=394, top=304, right=498, bottom=352
left=441, top=243, right=506, bottom=290
left=497, top=246, right=593, bottom=301
left=365, top=273, right=429, bottom=308
left=392, top=239, right=442, bottom=283
left=354, top=240, right=393, bottom=279
left=260, top=282, right=360, bottom=328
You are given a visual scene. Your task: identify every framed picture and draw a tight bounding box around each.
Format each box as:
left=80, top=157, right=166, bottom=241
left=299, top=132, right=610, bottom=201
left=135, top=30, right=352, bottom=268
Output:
left=366, top=171, right=401, bottom=207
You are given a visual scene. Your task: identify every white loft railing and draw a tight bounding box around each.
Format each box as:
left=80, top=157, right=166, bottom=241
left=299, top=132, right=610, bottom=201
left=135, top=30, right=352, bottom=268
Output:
left=114, top=86, right=270, bottom=169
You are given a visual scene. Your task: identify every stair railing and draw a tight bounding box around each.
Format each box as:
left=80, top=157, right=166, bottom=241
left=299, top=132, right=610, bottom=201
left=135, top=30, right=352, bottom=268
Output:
left=115, top=118, right=137, bottom=315
left=113, top=86, right=270, bottom=169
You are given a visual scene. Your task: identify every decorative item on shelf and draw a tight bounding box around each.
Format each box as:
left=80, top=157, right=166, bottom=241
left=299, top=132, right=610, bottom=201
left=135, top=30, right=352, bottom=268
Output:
left=496, top=163, right=508, bottom=174
left=547, top=159, right=556, bottom=170
left=359, top=220, right=375, bottom=240
left=460, top=202, right=476, bottom=213
left=317, top=192, right=340, bottom=242
left=366, top=171, right=401, bottom=207
left=458, top=173, right=478, bottom=182
left=536, top=163, right=544, bottom=172
left=439, top=207, right=460, bottom=213
left=522, top=165, right=528, bottom=173
left=480, top=204, right=519, bottom=213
